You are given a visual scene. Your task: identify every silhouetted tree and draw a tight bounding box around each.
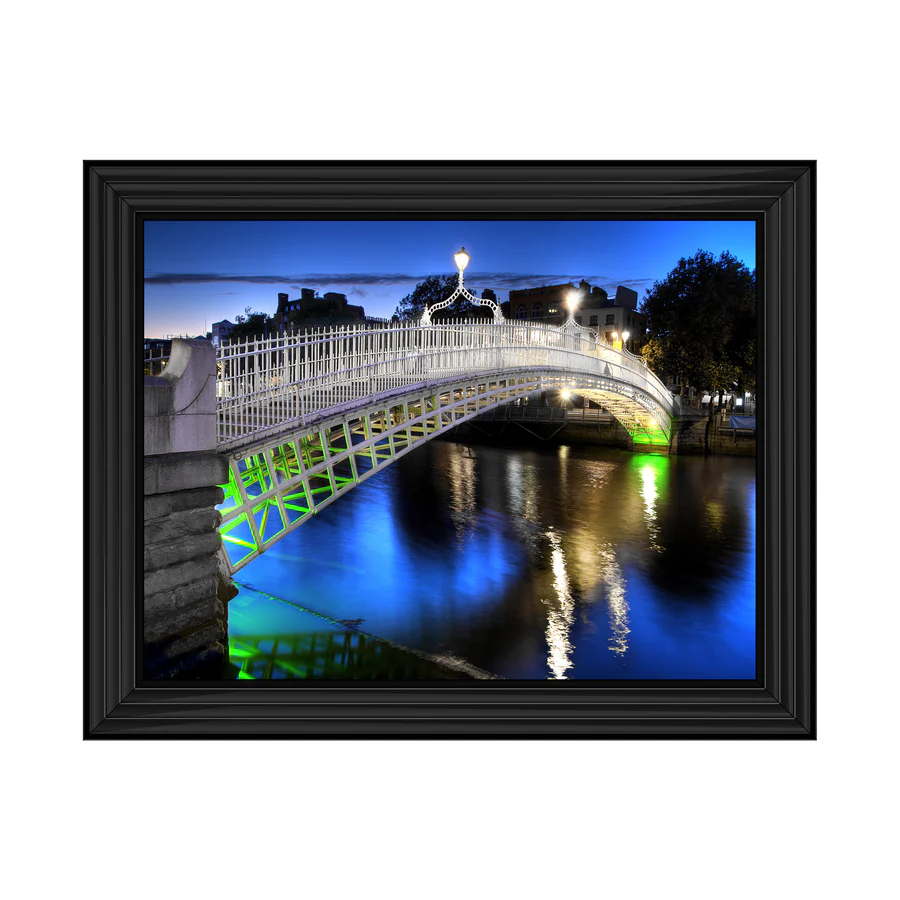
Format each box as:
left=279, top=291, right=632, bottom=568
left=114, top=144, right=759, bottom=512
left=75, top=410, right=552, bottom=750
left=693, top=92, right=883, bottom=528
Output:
left=228, top=306, right=273, bottom=340
left=393, top=274, right=478, bottom=321
left=641, top=250, right=756, bottom=393
left=640, top=250, right=756, bottom=451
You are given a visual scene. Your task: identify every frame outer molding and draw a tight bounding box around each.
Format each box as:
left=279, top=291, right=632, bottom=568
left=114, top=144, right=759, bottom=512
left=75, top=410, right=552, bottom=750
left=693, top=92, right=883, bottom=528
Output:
left=84, top=161, right=815, bottom=738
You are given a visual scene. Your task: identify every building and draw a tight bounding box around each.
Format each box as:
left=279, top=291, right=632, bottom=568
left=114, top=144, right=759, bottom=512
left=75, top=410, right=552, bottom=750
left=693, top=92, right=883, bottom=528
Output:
left=272, top=291, right=309, bottom=328
left=143, top=337, right=172, bottom=375
left=573, top=286, right=646, bottom=353
left=273, top=289, right=367, bottom=329
left=211, top=319, right=235, bottom=347
left=507, top=281, right=646, bottom=352
left=508, top=280, right=596, bottom=325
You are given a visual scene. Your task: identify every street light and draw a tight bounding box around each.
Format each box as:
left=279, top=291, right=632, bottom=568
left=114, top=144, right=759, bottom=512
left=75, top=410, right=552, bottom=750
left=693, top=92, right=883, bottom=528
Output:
left=421, top=247, right=503, bottom=324
left=622, top=330, right=630, bottom=350
left=454, top=247, right=470, bottom=277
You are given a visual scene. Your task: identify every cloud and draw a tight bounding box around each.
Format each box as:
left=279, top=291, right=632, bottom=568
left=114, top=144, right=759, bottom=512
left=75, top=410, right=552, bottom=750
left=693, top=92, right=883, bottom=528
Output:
left=144, top=271, right=654, bottom=294
left=145, top=272, right=420, bottom=288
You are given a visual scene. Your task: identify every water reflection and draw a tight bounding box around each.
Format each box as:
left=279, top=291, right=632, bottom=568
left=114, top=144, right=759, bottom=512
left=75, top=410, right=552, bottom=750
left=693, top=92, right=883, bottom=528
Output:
left=705, top=499, right=724, bottom=534
left=447, top=447, right=477, bottom=543
left=598, top=545, right=630, bottom=656
left=638, top=458, right=663, bottom=552
left=544, top=529, right=575, bottom=678
left=231, top=441, right=757, bottom=680
left=506, top=455, right=543, bottom=558
left=558, top=444, right=569, bottom=507
left=230, top=631, right=462, bottom=680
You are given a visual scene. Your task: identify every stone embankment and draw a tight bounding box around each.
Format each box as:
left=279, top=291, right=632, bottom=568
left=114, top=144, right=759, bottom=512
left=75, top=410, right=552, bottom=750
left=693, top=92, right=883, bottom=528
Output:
left=143, top=339, right=235, bottom=678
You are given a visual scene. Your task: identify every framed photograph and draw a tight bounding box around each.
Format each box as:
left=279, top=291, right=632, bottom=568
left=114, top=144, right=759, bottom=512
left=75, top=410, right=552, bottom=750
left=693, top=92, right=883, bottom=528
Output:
left=80, top=153, right=824, bottom=743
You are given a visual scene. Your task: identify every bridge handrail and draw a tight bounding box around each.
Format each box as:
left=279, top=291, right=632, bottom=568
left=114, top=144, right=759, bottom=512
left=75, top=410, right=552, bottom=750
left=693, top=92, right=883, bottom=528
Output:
left=215, top=320, right=673, bottom=446
left=620, top=344, right=646, bottom=366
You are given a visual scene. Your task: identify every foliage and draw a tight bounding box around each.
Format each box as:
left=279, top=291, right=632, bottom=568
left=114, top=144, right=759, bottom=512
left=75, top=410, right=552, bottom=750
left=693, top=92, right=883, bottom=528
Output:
left=393, top=275, right=479, bottom=321
left=640, top=250, right=756, bottom=396
left=229, top=306, right=273, bottom=340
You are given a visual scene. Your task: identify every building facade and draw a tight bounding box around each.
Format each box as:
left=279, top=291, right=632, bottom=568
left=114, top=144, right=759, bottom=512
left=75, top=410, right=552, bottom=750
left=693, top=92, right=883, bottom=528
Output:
left=273, top=289, right=368, bottom=329
left=211, top=320, right=235, bottom=347
left=507, top=281, right=646, bottom=352
left=508, top=280, right=598, bottom=325
left=573, top=286, right=645, bottom=353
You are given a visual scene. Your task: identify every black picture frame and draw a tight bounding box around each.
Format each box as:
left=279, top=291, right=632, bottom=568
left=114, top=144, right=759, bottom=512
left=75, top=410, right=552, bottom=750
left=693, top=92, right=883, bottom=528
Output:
left=85, top=161, right=814, bottom=739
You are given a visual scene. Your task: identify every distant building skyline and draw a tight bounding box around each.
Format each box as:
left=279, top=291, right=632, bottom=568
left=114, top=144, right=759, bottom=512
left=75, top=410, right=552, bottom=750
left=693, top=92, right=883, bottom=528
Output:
left=144, top=220, right=756, bottom=337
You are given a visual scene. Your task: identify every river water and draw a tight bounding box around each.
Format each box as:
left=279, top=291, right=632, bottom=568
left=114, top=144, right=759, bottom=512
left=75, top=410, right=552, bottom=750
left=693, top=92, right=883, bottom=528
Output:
left=228, top=440, right=756, bottom=680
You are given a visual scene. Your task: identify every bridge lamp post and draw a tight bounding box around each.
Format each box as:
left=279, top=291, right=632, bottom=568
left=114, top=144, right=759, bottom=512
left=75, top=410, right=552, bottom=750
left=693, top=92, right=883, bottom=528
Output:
left=622, top=330, right=630, bottom=351
left=421, top=246, right=503, bottom=325
left=454, top=247, right=470, bottom=283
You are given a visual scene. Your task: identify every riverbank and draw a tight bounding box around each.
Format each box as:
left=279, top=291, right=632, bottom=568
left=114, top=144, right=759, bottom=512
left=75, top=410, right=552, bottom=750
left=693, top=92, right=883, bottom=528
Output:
left=443, top=404, right=756, bottom=456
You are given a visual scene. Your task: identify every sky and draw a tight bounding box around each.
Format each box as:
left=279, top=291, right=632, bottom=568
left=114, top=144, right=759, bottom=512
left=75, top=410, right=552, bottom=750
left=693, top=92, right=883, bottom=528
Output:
left=144, top=220, right=756, bottom=337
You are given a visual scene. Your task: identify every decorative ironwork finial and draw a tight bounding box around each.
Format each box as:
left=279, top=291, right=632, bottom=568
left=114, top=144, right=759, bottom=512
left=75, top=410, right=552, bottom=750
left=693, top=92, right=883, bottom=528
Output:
left=421, top=247, right=504, bottom=325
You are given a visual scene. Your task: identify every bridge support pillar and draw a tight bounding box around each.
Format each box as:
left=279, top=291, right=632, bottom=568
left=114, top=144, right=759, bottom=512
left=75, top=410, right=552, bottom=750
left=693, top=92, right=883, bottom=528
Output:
left=144, top=339, right=233, bottom=679
left=667, top=408, right=709, bottom=455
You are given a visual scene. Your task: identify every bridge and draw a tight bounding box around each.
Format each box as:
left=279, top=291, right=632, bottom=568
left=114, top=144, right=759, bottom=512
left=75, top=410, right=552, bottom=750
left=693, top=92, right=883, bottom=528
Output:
left=212, top=316, right=674, bottom=574
left=142, top=254, right=676, bottom=677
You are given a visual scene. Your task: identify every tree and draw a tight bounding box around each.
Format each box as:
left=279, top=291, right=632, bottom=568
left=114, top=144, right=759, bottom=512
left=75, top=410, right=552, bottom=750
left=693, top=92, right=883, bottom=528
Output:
left=228, top=306, right=273, bottom=340
left=640, top=250, right=756, bottom=450
left=393, top=274, right=479, bottom=321
left=641, top=250, right=756, bottom=392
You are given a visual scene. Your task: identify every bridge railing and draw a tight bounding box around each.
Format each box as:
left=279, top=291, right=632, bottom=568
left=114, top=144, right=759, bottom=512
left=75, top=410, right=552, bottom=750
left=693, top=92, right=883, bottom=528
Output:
left=215, top=320, right=673, bottom=447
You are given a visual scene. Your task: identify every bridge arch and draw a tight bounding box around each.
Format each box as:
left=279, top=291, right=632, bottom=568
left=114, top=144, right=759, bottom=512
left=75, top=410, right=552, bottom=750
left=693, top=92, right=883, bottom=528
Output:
left=214, top=320, right=674, bottom=573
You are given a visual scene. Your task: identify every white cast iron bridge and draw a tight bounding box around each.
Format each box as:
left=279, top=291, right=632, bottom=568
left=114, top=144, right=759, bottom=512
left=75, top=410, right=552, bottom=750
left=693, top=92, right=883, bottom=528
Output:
left=215, top=314, right=675, bottom=574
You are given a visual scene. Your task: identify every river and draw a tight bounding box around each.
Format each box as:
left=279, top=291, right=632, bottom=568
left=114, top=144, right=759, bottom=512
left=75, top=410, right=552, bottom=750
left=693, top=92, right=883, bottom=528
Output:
left=227, top=439, right=756, bottom=680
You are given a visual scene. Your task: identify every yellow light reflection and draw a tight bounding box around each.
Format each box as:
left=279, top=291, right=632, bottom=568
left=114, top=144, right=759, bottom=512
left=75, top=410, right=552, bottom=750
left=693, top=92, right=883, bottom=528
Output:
left=558, top=444, right=569, bottom=503
left=705, top=499, right=724, bottom=533
left=447, top=449, right=476, bottom=541
left=639, top=463, right=662, bottom=552
left=544, top=530, right=575, bottom=679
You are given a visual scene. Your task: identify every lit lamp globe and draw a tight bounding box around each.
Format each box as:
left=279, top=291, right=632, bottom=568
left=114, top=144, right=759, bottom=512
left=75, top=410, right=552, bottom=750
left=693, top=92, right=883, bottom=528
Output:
left=622, top=330, right=630, bottom=349
left=454, top=247, right=470, bottom=273
left=611, top=331, right=618, bottom=346
left=566, top=292, right=580, bottom=312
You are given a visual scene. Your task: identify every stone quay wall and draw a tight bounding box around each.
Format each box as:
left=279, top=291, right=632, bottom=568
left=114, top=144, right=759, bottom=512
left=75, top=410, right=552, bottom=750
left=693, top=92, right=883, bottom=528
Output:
left=143, top=339, right=233, bottom=679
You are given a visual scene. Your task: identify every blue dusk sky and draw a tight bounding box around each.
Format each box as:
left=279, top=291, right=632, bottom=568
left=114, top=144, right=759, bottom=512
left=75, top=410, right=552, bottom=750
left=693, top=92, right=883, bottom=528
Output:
left=144, top=220, right=756, bottom=337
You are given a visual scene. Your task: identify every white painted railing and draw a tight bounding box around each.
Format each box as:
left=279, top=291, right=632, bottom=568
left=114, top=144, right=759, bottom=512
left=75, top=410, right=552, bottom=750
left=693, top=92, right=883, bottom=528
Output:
left=620, top=344, right=647, bottom=366
left=215, top=320, right=674, bottom=446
